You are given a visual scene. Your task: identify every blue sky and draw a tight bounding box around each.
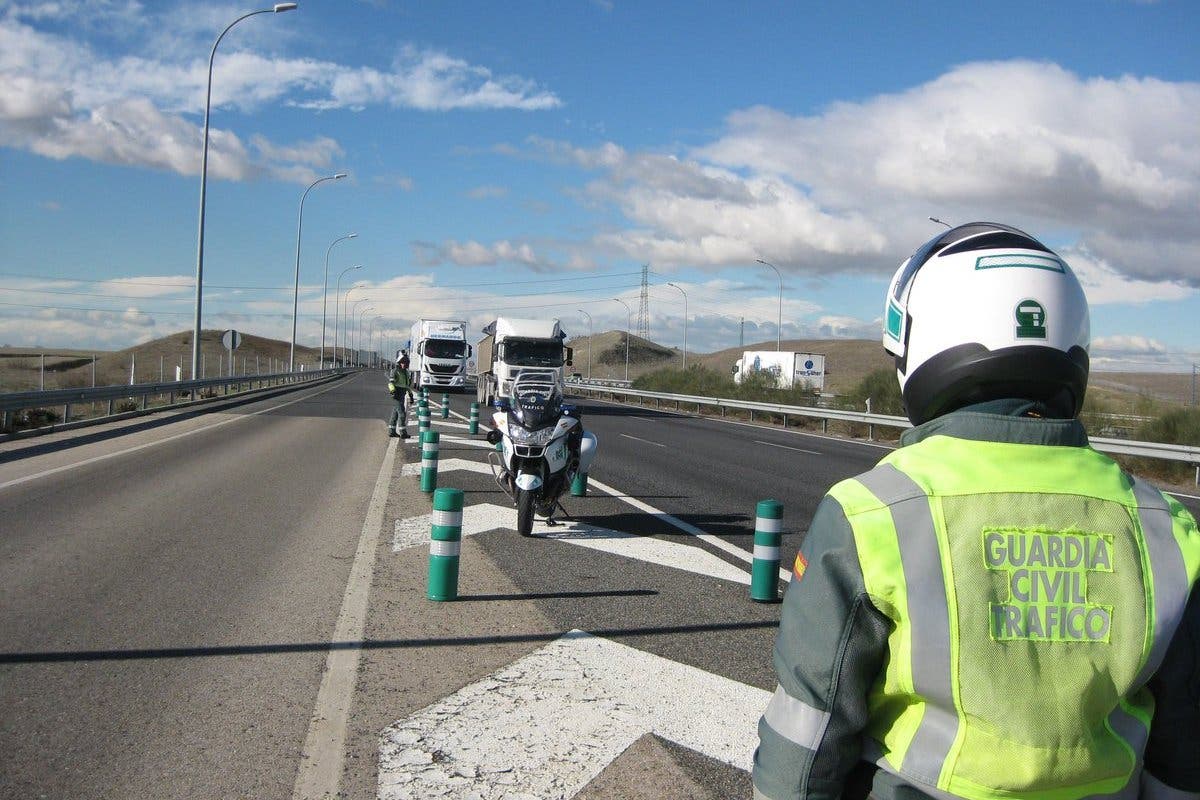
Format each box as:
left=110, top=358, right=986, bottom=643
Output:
left=1, top=0, right=1198, bottom=371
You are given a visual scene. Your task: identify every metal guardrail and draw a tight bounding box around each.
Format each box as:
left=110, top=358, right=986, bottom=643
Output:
left=0, top=368, right=347, bottom=433
left=567, top=382, right=1200, bottom=479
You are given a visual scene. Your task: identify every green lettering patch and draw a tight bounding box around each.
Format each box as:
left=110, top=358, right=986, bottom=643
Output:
left=983, top=528, right=1114, bottom=643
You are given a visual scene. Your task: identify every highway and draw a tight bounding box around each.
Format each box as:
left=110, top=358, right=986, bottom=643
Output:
left=3, top=374, right=1199, bottom=798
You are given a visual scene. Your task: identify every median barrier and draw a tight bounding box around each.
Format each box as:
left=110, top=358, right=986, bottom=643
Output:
left=427, top=487, right=463, bottom=601
left=751, top=499, right=783, bottom=602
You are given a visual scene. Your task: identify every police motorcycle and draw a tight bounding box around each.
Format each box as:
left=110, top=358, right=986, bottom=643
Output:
left=485, top=371, right=597, bottom=536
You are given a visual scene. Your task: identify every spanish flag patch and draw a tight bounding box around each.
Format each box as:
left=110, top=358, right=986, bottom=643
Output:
left=793, top=551, right=808, bottom=582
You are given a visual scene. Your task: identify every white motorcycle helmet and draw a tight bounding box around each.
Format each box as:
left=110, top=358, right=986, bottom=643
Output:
left=883, top=222, right=1090, bottom=425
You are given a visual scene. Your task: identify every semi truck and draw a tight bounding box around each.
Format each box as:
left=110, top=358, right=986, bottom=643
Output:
left=475, top=317, right=572, bottom=406
left=732, top=351, right=826, bottom=391
left=408, top=319, right=472, bottom=392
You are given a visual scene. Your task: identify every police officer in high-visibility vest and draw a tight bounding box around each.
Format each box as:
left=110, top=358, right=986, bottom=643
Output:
left=387, top=352, right=415, bottom=439
left=753, top=222, right=1200, bottom=800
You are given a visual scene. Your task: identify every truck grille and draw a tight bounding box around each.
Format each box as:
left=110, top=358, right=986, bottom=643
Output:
left=428, top=363, right=461, bottom=375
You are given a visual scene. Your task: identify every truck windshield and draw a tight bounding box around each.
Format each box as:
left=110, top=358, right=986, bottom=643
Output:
left=424, top=340, right=466, bottom=359
left=503, top=340, right=563, bottom=367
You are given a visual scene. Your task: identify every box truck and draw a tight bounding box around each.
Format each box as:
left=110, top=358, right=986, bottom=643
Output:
left=408, top=319, right=472, bottom=391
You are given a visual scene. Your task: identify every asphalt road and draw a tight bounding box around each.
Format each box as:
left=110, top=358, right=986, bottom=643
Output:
left=0, top=372, right=394, bottom=799
left=3, top=377, right=1197, bottom=799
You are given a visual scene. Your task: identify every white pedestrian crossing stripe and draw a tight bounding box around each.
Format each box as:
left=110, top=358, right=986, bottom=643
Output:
left=393, top=503, right=750, bottom=585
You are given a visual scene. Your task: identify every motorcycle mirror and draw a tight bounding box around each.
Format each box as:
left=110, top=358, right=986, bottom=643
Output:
left=485, top=429, right=502, bottom=445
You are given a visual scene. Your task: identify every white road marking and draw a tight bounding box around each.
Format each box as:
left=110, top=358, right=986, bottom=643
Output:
left=587, top=475, right=792, bottom=584
left=432, top=419, right=471, bottom=431
left=619, top=433, right=665, bottom=448
left=400, top=458, right=492, bottom=478
left=293, top=436, right=398, bottom=800
left=377, top=630, right=768, bottom=799
left=1168, top=490, right=1200, bottom=501
left=754, top=439, right=821, bottom=455
left=0, top=376, right=350, bottom=492
left=392, top=503, right=750, bottom=584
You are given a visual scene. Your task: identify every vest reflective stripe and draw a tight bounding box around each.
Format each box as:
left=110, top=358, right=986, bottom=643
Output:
left=1131, top=478, right=1190, bottom=689
left=857, top=465, right=958, bottom=784
left=1142, top=772, right=1200, bottom=800
left=762, top=684, right=831, bottom=751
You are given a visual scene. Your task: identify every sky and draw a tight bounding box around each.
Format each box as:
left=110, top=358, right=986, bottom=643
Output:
left=0, top=0, right=1198, bottom=372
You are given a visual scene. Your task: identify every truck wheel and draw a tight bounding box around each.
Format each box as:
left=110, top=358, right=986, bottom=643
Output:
left=516, top=488, right=536, bottom=537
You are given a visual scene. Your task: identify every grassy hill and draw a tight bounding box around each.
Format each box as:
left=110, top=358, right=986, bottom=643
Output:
left=0, top=330, right=341, bottom=392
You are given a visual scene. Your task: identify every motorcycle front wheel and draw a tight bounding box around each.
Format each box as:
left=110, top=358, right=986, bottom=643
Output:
left=516, top=487, right=536, bottom=537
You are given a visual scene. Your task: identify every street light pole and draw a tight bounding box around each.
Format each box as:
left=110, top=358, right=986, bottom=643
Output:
left=192, top=3, right=296, bottom=382
left=356, top=306, right=374, bottom=367
left=344, top=288, right=367, bottom=366
left=577, top=309, right=592, bottom=380
left=666, top=282, right=688, bottom=370
left=612, top=298, right=631, bottom=382
left=290, top=171, right=347, bottom=372
left=321, top=233, right=357, bottom=368
left=334, top=266, right=361, bottom=367
left=755, top=259, right=784, bottom=352
left=369, top=316, right=382, bottom=368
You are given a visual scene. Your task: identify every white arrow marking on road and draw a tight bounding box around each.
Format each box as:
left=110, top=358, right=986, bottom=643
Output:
left=392, top=504, right=750, bottom=585
left=377, top=630, right=768, bottom=799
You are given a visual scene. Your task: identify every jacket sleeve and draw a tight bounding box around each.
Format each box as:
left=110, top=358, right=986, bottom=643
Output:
left=752, top=494, right=891, bottom=800
left=1144, top=581, right=1200, bottom=794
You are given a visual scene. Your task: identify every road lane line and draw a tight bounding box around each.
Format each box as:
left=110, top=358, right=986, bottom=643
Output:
left=754, top=439, right=821, bottom=455
left=0, top=376, right=352, bottom=493
left=292, top=435, right=398, bottom=800
left=619, top=433, right=665, bottom=448
left=586, top=475, right=792, bottom=584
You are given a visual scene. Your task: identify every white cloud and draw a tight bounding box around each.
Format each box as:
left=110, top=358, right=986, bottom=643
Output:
left=1092, top=335, right=1167, bottom=355
left=0, top=11, right=560, bottom=181
left=1059, top=245, right=1192, bottom=305
left=507, top=61, right=1200, bottom=295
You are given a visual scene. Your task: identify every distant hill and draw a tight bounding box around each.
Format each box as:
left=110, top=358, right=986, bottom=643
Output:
left=3, top=328, right=1193, bottom=412
left=0, top=330, right=342, bottom=392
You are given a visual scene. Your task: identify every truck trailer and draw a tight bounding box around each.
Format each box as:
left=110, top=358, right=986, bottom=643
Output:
left=476, top=317, right=572, bottom=406
left=732, top=351, right=826, bottom=391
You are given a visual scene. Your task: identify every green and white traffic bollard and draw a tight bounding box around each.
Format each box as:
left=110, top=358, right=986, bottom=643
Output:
left=750, top=499, right=783, bottom=602
left=570, top=471, right=588, bottom=497
left=420, top=430, right=440, bottom=493
left=441, top=392, right=450, bottom=419
left=468, top=402, right=480, bottom=434
left=418, top=400, right=430, bottom=433
left=427, top=487, right=463, bottom=601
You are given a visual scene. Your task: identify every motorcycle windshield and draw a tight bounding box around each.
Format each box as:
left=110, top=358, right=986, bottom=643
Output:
left=510, top=374, right=562, bottom=430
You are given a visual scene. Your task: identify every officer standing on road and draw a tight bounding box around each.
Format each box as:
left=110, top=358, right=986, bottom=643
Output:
left=387, top=352, right=415, bottom=439
left=753, top=222, right=1200, bottom=800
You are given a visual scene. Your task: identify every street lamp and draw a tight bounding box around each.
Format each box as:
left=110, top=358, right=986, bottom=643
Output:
left=577, top=309, right=592, bottom=380
left=356, top=306, right=374, bottom=367
left=192, top=2, right=296, bottom=381
left=666, top=282, right=688, bottom=370
left=755, top=259, right=784, bottom=352
left=344, top=288, right=367, bottom=366
left=611, top=297, right=631, bottom=382
left=929, top=216, right=952, bottom=229
left=334, top=266, right=361, bottom=367
left=321, top=233, right=357, bottom=368
left=351, top=298, right=372, bottom=363
left=368, top=315, right=382, bottom=368
left=290, top=172, right=347, bottom=372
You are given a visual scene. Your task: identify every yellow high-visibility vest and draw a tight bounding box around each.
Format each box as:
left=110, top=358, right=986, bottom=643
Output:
left=828, top=434, right=1200, bottom=800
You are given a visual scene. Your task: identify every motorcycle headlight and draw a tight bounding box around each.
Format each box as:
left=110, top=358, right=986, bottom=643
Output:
left=507, top=425, right=556, bottom=446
